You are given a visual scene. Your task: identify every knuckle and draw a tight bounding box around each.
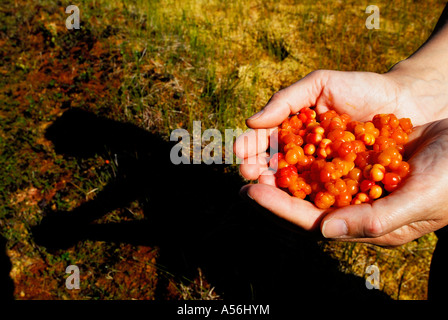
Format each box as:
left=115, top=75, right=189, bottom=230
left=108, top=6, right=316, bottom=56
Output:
left=363, top=215, right=385, bottom=238
left=269, top=91, right=286, bottom=104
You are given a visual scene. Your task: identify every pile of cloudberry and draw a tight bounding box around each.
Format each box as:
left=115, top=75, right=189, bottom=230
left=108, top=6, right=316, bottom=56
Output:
left=271, top=107, right=413, bottom=209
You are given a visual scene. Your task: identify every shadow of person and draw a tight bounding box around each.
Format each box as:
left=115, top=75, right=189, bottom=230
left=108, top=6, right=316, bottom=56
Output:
left=428, top=228, right=448, bottom=300
left=31, top=108, right=390, bottom=300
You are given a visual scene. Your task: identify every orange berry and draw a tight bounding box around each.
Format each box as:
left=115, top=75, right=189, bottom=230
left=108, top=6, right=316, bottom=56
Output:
left=369, top=185, right=383, bottom=199
left=388, top=158, right=401, bottom=170
left=336, top=192, right=352, bottom=207
left=293, top=190, right=307, bottom=199
left=281, top=119, right=292, bottom=131
left=304, top=143, right=316, bottom=155
left=306, top=133, right=323, bottom=145
left=314, top=191, right=336, bottom=209
left=360, top=179, right=375, bottom=193
left=384, top=184, right=399, bottom=192
left=383, top=172, right=401, bottom=186
left=343, top=152, right=357, bottom=163
left=312, top=126, right=325, bottom=135
left=327, top=129, right=345, bottom=141
left=391, top=128, right=408, bottom=145
left=370, top=164, right=385, bottom=182
left=278, top=159, right=289, bottom=170
left=347, top=167, right=362, bottom=181
left=289, top=115, right=303, bottom=129
left=359, top=133, right=375, bottom=146
left=352, top=140, right=366, bottom=153
left=285, top=147, right=304, bottom=165
left=342, top=131, right=356, bottom=142
left=297, top=154, right=312, bottom=167
left=282, top=133, right=303, bottom=146
left=399, top=118, right=413, bottom=134
left=351, top=192, right=370, bottom=205
left=395, top=161, right=410, bottom=178
left=275, top=111, right=412, bottom=209
left=344, top=178, right=359, bottom=195
left=377, top=152, right=391, bottom=167
left=364, top=121, right=375, bottom=133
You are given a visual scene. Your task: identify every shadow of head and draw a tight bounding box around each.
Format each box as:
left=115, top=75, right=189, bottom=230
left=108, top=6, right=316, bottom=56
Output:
left=33, top=108, right=391, bottom=301
left=45, top=108, right=170, bottom=160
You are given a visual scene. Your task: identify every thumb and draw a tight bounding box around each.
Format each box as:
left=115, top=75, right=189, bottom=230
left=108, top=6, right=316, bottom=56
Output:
left=246, top=70, right=330, bottom=129
left=320, top=175, right=432, bottom=241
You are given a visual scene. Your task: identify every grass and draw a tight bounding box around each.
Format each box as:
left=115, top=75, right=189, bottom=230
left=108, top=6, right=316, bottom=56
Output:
left=0, top=0, right=446, bottom=300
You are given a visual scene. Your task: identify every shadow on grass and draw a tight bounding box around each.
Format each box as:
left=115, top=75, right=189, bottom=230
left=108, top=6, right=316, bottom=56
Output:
left=0, top=234, right=14, bottom=300
left=29, top=108, right=391, bottom=301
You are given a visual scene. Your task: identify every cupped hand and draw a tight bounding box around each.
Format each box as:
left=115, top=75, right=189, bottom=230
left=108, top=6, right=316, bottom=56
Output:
left=234, top=69, right=448, bottom=246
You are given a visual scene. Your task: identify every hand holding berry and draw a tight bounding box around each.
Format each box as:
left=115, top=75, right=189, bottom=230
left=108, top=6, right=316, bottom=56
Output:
left=234, top=70, right=448, bottom=246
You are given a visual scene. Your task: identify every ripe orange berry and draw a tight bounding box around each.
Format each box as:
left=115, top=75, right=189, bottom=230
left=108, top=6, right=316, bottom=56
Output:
left=369, top=185, right=383, bottom=199
left=275, top=109, right=412, bottom=208
left=395, top=161, right=410, bottom=178
left=377, top=151, right=391, bottom=167
left=359, top=133, right=375, bottom=146
left=306, top=133, right=323, bottom=145
left=327, top=129, right=345, bottom=141
left=351, top=192, right=370, bottom=205
left=336, top=192, right=352, bottom=207
left=344, top=178, right=359, bottom=195
left=383, top=172, right=401, bottom=186
left=370, top=164, right=385, bottom=182
left=390, top=128, right=408, bottom=145
left=297, top=154, right=313, bottom=168
left=388, top=158, right=401, bottom=170
left=283, top=142, right=298, bottom=153
left=314, top=191, right=336, bottom=209
left=282, top=133, right=303, bottom=146
left=281, top=119, right=292, bottom=131
left=304, top=143, right=316, bottom=155
left=293, top=190, right=307, bottom=199
left=399, top=118, right=413, bottom=134
left=285, top=147, right=304, bottom=165
left=384, top=184, right=399, bottom=192
left=277, top=158, right=289, bottom=170
left=289, top=115, right=303, bottom=129
left=360, top=179, right=375, bottom=193
left=312, top=126, right=325, bottom=135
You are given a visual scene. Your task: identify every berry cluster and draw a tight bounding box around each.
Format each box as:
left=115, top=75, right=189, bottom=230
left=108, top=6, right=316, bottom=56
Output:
left=271, top=108, right=413, bottom=209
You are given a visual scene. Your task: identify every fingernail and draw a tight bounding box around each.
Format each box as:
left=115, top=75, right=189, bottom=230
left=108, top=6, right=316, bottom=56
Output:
left=239, top=185, right=254, bottom=200
left=248, top=109, right=264, bottom=121
left=322, top=219, right=348, bottom=238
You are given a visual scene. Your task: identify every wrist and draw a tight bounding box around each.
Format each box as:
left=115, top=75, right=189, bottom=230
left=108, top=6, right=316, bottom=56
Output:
left=384, top=59, right=448, bottom=123
left=387, top=57, right=448, bottom=83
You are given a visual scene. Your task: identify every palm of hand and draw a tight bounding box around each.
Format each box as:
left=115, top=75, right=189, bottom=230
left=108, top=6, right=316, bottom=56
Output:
left=273, top=70, right=434, bottom=126
left=236, top=70, right=448, bottom=246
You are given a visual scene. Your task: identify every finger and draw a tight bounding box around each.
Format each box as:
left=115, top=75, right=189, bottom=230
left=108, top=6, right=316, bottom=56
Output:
left=258, top=169, right=276, bottom=186
left=246, top=70, right=330, bottom=129
left=241, top=183, right=326, bottom=231
left=329, top=221, right=437, bottom=247
left=239, top=153, right=269, bottom=180
left=234, top=128, right=278, bottom=159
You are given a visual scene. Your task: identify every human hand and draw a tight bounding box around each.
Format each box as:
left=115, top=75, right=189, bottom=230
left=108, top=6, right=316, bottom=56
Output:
left=234, top=69, right=448, bottom=246
left=235, top=68, right=447, bottom=185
